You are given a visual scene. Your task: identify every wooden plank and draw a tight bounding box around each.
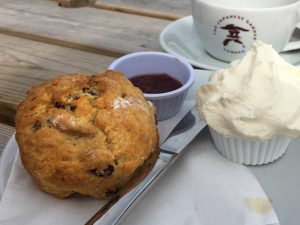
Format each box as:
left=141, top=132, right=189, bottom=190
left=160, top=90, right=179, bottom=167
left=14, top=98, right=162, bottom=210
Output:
left=0, top=0, right=169, bottom=57
left=51, top=0, right=190, bottom=20
left=0, top=123, right=15, bottom=155
left=0, top=33, right=116, bottom=126
left=94, top=0, right=191, bottom=20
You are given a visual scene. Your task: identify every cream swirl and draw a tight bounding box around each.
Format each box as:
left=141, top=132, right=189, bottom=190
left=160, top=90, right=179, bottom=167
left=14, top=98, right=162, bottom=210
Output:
left=196, top=41, right=300, bottom=140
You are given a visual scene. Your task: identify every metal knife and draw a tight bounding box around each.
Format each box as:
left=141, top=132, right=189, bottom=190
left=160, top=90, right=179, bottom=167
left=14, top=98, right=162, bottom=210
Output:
left=85, top=106, right=207, bottom=225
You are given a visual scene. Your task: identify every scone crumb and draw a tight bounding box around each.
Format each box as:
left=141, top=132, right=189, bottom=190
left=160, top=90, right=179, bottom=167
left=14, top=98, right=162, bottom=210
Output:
left=113, top=96, right=132, bottom=109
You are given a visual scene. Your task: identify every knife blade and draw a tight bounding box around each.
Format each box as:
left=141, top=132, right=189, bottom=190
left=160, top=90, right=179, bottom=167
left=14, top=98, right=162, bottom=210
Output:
left=157, top=100, right=195, bottom=145
left=85, top=106, right=207, bottom=225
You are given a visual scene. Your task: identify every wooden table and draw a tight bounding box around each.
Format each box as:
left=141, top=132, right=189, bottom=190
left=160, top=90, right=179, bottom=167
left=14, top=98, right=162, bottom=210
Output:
left=0, top=0, right=190, bottom=152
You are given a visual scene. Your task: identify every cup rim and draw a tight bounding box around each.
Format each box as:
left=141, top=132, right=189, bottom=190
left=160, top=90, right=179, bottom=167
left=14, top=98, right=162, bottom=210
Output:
left=108, top=51, right=195, bottom=99
left=192, top=0, right=300, bottom=11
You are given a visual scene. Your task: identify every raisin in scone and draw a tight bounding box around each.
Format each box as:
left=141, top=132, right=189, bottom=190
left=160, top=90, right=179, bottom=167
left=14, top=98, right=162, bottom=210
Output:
left=15, top=70, right=159, bottom=198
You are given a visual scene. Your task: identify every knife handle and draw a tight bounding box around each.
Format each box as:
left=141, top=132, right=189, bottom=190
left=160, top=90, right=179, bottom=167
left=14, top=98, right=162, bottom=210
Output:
left=85, top=152, right=174, bottom=225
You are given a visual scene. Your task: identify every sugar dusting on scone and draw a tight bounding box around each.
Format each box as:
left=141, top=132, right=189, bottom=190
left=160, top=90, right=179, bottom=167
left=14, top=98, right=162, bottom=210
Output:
left=15, top=70, right=159, bottom=198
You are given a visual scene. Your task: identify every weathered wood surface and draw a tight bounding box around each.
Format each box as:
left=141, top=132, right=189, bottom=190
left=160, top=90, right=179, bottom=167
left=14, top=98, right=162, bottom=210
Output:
left=94, top=0, right=191, bottom=20
left=0, top=123, right=14, bottom=155
left=52, top=0, right=190, bottom=19
left=0, top=0, right=169, bottom=56
left=0, top=33, right=115, bottom=126
left=0, top=0, right=191, bottom=142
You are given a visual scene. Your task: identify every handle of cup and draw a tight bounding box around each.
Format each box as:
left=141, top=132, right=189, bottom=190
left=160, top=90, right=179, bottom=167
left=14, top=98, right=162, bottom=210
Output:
left=282, top=9, right=300, bottom=52
left=283, top=39, right=300, bottom=52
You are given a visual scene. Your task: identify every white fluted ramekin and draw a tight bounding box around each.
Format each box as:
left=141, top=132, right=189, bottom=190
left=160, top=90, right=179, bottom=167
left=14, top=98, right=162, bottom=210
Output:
left=108, top=51, right=195, bottom=121
left=209, top=127, right=291, bottom=165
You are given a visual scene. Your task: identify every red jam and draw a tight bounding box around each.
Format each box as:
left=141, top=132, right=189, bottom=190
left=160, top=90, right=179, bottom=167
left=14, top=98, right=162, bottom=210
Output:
left=129, top=73, right=182, bottom=94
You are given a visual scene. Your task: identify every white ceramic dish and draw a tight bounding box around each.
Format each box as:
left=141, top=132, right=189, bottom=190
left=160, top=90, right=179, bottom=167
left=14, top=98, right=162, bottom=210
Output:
left=159, top=16, right=300, bottom=70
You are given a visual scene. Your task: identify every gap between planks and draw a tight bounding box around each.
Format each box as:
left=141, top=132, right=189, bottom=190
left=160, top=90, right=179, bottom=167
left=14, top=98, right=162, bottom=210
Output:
left=93, top=2, right=180, bottom=20
left=51, top=0, right=181, bottom=20
left=0, top=28, right=126, bottom=58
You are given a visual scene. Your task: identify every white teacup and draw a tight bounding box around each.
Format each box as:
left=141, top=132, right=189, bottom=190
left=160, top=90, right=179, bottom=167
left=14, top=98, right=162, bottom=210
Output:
left=192, top=0, right=300, bottom=62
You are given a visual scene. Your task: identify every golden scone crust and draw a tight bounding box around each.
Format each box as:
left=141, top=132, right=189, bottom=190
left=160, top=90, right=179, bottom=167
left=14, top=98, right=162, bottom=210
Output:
left=15, top=71, right=159, bottom=198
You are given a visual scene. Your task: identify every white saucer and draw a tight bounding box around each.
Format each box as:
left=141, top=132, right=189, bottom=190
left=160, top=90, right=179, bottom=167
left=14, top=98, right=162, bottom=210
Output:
left=159, top=16, right=300, bottom=70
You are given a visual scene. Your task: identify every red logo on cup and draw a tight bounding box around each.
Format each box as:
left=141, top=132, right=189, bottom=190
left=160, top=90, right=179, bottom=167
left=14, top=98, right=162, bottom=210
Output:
left=213, top=15, right=257, bottom=54
left=220, top=24, right=249, bottom=48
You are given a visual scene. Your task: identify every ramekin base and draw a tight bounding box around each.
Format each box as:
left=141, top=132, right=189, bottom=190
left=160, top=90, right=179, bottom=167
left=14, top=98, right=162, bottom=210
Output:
left=209, top=127, right=291, bottom=165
